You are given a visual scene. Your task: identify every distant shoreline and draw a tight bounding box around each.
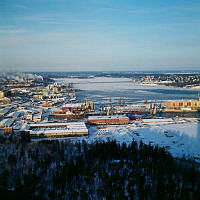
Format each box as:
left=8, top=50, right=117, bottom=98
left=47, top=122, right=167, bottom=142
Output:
left=137, top=82, right=200, bottom=90
left=53, top=76, right=200, bottom=91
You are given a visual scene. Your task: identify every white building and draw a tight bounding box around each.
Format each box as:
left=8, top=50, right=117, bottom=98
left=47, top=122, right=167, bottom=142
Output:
left=27, top=122, right=88, bottom=137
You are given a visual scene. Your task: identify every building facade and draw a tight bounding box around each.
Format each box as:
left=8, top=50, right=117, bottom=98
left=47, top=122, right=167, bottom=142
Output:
left=27, top=122, right=88, bottom=137
left=0, top=91, right=5, bottom=98
left=88, top=115, right=129, bottom=125
left=164, top=99, right=200, bottom=112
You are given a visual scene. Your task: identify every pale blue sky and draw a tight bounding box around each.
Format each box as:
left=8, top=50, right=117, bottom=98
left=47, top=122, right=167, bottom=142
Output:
left=0, top=0, right=200, bottom=71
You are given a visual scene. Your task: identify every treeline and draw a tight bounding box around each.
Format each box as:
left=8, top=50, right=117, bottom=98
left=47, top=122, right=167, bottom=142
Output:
left=0, top=136, right=200, bottom=200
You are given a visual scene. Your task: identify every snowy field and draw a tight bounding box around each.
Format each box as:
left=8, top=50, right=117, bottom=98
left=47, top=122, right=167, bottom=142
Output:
left=67, top=119, right=200, bottom=160
left=34, top=119, right=200, bottom=160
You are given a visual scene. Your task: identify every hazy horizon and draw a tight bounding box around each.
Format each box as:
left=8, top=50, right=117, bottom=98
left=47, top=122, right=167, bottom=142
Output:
left=1, top=69, right=200, bottom=74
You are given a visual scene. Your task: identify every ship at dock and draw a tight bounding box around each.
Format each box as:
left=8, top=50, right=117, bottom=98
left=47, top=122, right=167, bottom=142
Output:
left=98, top=99, right=156, bottom=119
left=52, top=101, right=95, bottom=119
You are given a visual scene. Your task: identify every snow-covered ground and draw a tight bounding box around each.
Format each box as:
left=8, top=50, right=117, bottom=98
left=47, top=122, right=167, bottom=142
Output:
left=65, top=119, right=200, bottom=160
left=31, top=117, right=200, bottom=160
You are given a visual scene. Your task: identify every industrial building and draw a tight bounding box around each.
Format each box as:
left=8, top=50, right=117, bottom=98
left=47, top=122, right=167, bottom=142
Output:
left=27, top=122, right=88, bottom=137
left=141, top=118, right=174, bottom=124
left=88, top=115, right=129, bottom=125
left=101, top=103, right=152, bottom=115
left=0, top=97, right=11, bottom=104
left=0, top=118, right=15, bottom=135
left=62, top=101, right=94, bottom=112
left=53, top=101, right=94, bottom=118
left=164, top=99, right=200, bottom=112
left=0, top=118, right=16, bottom=128
left=0, top=91, right=5, bottom=98
left=113, top=104, right=150, bottom=111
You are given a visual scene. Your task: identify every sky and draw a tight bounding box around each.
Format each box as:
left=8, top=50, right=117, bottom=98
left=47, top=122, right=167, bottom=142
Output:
left=0, top=0, right=200, bottom=72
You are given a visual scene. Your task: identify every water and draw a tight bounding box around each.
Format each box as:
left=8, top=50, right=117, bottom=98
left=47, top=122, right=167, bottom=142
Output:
left=54, top=77, right=199, bottom=107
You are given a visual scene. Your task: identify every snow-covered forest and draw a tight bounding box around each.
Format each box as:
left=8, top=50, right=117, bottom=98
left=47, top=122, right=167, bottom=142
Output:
left=0, top=135, right=200, bottom=200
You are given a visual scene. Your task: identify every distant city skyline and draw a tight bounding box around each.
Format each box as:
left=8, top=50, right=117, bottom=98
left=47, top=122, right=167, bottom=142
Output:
left=0, top=0, right=200, bottom=72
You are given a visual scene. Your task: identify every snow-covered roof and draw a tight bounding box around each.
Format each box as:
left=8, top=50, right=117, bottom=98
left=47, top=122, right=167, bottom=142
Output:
left=88, top=115, right=129, bottom=120
left=0, top=109, right=10, bottom=114
left=30, top=128, right=88, bottom=135
left=62, top=103, right=84, bottom=108
left=30, top=122, right=87, bottom=128
left=21, top=123, right=30, bottom=131
left=29, top=122, right=88, bottom=135
left=142, top=118, right=174, bottom=123
left=114, top=105, right=150, bottom=110
left=7, top=111, right=23, bottom=117
left=0, top=118, right=15, bottom=127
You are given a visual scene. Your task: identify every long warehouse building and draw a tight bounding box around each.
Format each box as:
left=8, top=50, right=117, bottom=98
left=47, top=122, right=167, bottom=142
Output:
left=27, top=122, right=88, bottom=137
left=88, top=115, right=129, bottom=125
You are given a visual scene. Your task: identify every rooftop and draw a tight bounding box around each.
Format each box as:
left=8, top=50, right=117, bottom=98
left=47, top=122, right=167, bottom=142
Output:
left=30, top=122, right=87, bottom=128
left=88, top=115, right=129, bottom=120
left=114, top=104, right=150, bottom=110
left=0, top=118, right=16, bottom=127
left=30, top=128, right=88, bottom=135
left=29, top=122, right=88, bottom=135
left=142, top=118, right=174, bottom=123
left=62, top=103, right=85, bottom=108
left=165, top=99, right=200, bottom=102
